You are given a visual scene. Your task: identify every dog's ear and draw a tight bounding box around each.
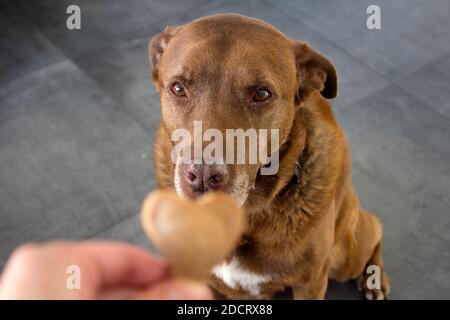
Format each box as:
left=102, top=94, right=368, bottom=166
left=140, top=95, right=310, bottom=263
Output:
left=294, top=41, right=338, bottom=102
left=149, top=26, right=176, bottom=87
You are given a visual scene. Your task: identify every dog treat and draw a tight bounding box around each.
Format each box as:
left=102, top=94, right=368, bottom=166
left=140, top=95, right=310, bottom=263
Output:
left=141, top=190, right=245, bottom=280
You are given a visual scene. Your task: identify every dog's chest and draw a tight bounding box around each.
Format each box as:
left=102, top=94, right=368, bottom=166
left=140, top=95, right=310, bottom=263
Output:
left=212, top=257, right=272, bottom=296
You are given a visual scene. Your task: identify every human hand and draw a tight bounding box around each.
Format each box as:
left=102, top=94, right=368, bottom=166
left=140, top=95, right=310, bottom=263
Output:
left=0, top=241, right=213, bottom=300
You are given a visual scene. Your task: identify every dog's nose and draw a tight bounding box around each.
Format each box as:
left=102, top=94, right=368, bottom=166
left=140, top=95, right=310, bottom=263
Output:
left=184, top=163, right=228, bottom=193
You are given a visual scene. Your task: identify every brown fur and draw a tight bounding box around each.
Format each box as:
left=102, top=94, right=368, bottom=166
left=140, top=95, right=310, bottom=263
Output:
left=149, top=14, right=390, bottom=300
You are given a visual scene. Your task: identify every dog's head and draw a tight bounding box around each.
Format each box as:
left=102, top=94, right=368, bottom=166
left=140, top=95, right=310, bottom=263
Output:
left=149, top=14, right=337, bottom=206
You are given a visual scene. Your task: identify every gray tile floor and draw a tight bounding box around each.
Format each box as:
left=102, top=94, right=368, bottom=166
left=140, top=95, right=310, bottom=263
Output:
left=1, top=0, right=449, bottom=299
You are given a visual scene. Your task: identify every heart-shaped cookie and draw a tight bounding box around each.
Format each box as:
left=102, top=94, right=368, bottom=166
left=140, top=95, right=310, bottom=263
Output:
left=141, top=190, right=245, bottom=280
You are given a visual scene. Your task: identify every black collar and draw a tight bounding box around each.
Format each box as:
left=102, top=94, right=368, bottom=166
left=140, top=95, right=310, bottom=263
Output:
left=294, top=161, right=302, bottom=184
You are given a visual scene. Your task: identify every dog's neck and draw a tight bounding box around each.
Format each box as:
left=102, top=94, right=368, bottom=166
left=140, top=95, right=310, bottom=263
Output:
left=248, top=95, right=342, bottom=218
left=245, top=107, right=307, bottom=211
left=272, top=108, right=307, bottom=191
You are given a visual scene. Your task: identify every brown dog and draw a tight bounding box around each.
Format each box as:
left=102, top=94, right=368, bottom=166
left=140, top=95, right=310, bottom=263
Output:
left=149, top=14, right=390, bottom=300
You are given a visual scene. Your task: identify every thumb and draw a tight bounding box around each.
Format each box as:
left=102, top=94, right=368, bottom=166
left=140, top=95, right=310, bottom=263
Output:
left=134, top=279, right=213, bottom=300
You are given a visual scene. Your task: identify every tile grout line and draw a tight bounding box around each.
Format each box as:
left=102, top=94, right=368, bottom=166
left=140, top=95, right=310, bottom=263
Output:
left=8, top=2, right=159, bottom=136
left=4, top=4, right=159, bottom=241
left=265, top=0, right=450, bottom=83
left=260, top=0, right=396, bottom=108
left=86, top=211, right=140, bottom=240
left=264, top=0, right=450, bottom=120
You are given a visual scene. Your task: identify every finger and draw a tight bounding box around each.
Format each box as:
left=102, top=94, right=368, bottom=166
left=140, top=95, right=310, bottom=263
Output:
left=73, top=241, right=170, bottom=290
left=0, top=243, right=80, bottom=299
left=133, top=279, right=213, bottom=300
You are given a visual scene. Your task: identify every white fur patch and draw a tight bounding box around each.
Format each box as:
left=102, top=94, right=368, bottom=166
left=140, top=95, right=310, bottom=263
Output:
left=173, top=160, right=183, bottom=197
left=212, top=257, right=272, bottom=296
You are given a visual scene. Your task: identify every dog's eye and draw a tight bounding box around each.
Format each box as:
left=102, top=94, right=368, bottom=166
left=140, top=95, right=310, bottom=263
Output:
left=171, top=82, right=187, bottom=97
left=253, top=88, right=271, bottom=102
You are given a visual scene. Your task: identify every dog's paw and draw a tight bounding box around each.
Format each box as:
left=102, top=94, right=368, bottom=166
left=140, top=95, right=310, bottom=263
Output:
left=356, top=271, right=390, bottom=300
